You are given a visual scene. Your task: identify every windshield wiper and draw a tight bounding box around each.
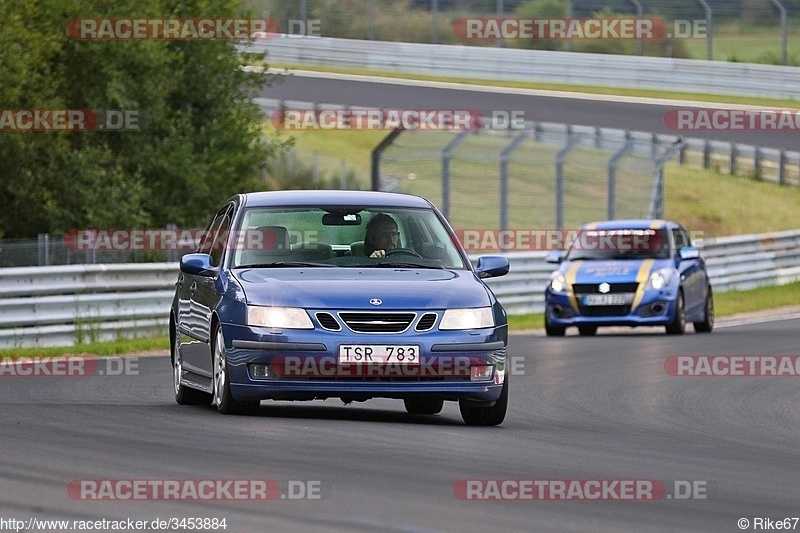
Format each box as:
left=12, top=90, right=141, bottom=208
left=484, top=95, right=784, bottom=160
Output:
left=236, top=262, right=336, bottom=268
left=373, top=262, right=445, bottom=269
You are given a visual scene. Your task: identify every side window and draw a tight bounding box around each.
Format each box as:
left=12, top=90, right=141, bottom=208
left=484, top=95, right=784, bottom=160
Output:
left=209, top=208, right=232, bottom=267
left=198, top=214, right=222, bottom=254
left=672, top=228, right=687, bottom=250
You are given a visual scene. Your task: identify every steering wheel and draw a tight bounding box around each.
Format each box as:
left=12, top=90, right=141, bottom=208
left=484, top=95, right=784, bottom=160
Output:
left=385, top=248, right=423, bottom=258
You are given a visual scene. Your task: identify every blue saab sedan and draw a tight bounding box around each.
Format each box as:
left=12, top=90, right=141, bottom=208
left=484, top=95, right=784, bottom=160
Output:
left=170, top=191, right=510, bottom=425
left=544, top=220, right=714, bottom=336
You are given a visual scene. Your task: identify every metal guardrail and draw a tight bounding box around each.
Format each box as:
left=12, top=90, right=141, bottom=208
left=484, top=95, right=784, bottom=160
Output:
left=248, top=37, right=800, bottom=100
left=2, top=229, right=799, bottom=347
left=0, top=264, right=176, bottom=348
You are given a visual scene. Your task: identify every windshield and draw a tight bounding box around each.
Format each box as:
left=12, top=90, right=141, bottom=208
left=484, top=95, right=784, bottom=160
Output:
left=230, top=206, right=468, bottom=270
left=565, top=228, right=670, bottom=261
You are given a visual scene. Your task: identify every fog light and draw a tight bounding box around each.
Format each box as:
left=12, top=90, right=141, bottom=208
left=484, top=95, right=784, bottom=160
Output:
left=249, top=364, right=277, bottom=380
left=470, top=365, right=494, bottom=381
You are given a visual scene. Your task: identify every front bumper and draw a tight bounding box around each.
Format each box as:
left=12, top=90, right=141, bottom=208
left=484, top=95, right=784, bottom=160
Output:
left=545, top=287, right=679, bottom=327
left=221, top=322, right=508, bottom=403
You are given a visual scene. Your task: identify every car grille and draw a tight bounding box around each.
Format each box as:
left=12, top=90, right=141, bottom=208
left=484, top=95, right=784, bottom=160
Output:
left=415, top=313, right=438, bottom=331
left=339, top=312, right=416, bottom=333
left=578, top=305, right=632, bottom=317
left=315, top=312, right=341, bottom=331
left=280, top=375, right=471, bottom=382
left=572, top=283, right=639, bottom=294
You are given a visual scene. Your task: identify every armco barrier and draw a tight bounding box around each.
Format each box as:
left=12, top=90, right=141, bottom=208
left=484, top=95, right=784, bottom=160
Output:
left=246, top=37, right=800, bottom=100
left=1, top=229, right=799, bottom=347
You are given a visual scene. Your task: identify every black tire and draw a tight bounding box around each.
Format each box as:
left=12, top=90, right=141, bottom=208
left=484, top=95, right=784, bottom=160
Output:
left=213, top=325, right=260, bottom=415
left=459, top=375, right=508, bottom=426
left=665, top=291, right=686, bottom=335
left=173, top=328, right=213, bottom=406
left=545, top=312, right=566, bottom=337
left=404, top=398, right=444, bottom=415
left=578, top=325, right=598, bottom=336
left=693, top=288, right=714, bottom=333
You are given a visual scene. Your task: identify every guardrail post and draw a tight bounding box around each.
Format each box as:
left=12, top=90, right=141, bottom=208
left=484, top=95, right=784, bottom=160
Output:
left=779, top=150, right=786, bottom=185
left=500, top=131, right=529, bottom=232
left=442, top=130, right=471, bottom=220
left=730, top=142, right=737, bottom=175
left=556, top=129, right=584, bottom=229
left=679, top=142, right=688, bottom=165
left=371, top=128, right=404, bottom=191
left=594, top=126, right=602, bottom=148
left=703, top=139, right=711, bottom=169
left=608, top=131, right=634, bottom=220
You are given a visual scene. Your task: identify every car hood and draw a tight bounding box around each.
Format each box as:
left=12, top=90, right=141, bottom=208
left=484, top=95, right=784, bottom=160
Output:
left=233, top=268, right=491, bottom=309
left=559, top=258, right=674, bottom=284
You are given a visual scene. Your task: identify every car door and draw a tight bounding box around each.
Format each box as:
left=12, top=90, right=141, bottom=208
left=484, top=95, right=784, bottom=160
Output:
left=673, top=227, right=703, bottom=315
left=193, top=204, right=234, bottom=374
left=178, top=208, right=226, bottom=375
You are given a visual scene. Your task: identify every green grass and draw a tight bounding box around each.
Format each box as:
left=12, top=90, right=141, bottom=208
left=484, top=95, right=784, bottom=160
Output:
left=683, top=22, right=800, bottom=65
left=267, top=62, right=800, bottom=108
left=0, top=336, right=169, bottom=358
left=506, top=281, right=800, bottom=331
left=664, top=162, right=800, bottom=237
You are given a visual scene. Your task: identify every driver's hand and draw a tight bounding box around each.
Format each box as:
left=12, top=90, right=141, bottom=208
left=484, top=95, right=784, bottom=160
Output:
left=370, top=250, right=386, bottom=258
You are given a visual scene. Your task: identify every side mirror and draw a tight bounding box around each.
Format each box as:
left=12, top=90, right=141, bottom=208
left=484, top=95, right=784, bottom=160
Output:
left=180, top=253, right=217, bottom=277
left=679, top=247, right=700, bottom=261
left=546, top=250, right=563, bottom=264
left=475, top=256, right=509, bottom=279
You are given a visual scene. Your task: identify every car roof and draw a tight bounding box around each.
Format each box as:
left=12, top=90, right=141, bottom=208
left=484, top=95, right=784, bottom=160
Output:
left=239, top=190, right=433, bottom=209
left=582, top=219, right=673, bottom=231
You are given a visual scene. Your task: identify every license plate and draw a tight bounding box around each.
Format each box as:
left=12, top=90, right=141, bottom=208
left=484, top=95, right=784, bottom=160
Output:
left=338, top=345, right=420, bottom=364
left=582, top=294, right=627, bottom=306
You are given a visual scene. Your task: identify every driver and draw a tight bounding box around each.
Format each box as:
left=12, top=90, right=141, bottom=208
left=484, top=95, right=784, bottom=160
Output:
left=364, top=213, right=400, bottom=258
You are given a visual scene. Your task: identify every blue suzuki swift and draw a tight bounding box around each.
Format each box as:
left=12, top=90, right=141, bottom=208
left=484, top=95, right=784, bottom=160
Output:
left=544, top=220, right=714, bottom=336
left=170, top=191, right=510, bottom=425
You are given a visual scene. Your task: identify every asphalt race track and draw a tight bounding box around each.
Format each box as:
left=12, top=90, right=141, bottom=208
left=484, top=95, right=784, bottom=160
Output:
left=2, top=317, right=799, bottom=532
left=261, top=73, right=800, bottom=150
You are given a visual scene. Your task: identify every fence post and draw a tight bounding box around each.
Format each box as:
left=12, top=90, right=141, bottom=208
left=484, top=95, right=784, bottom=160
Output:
left=556, top=130, right=584, bottom=229
left=442, top=131, right=471, bottom=221
left=608, top=131, right=634, bottom=220
left=696, top=0, right=713, bottom=60
left=730, top=143, right=737, bottom=175
left=431, top=0, right=439, bottom=44
left=500, top=131, right=529, bottom=232
left=629, top=0, right=644, bottom=56
left=649, top=140, right=684, bottom=219
left=371, top=128, right=404, bottom=191
left=703, top=139, right=711, bottom=169
left=754, top=146, right=762, bottom=178
left=778, top=150, right=786, bottom=185
left=769, top=0, right=788, bottom=66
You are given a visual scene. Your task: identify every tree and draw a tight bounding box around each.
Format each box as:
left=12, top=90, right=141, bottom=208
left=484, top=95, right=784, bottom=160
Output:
left=0, top=0, right=281, bottom=237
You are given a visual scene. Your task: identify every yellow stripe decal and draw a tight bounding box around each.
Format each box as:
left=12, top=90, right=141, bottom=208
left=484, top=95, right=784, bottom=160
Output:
left=566, top=261, right=582, bottom=312
left=630, top=259, right=655, bottom=311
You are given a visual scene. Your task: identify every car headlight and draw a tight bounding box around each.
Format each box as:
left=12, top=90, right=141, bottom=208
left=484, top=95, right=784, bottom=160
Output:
left=440, top=307, right=494, bottom=330
left=645, top=268, right=673, bottom=291
left=247, top=306, right=313, bottom=329
left=549, top=273, right=567, bottom=293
